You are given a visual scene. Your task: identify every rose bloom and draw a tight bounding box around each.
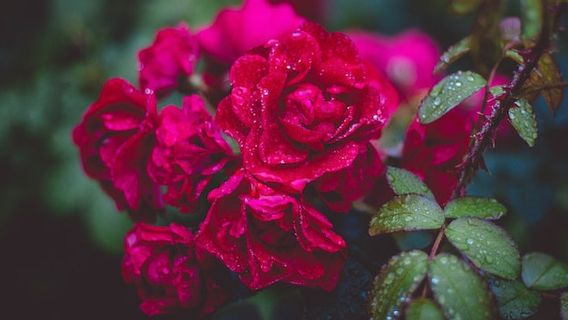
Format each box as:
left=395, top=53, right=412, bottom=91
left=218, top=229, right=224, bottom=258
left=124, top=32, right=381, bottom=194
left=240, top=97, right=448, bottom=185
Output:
left=349, top=30, right=441, bottom=100
left=196, top=169, right=346, bottom=290
left=72, top=78, right=162, bottom=220
left=123, top=223, right=227, bottom=316
left=147, top=95, right=234, bottom=213
left=139, top=23, right=199, bottom=95
left=216, top=23, right=398, bottom=192
left=312, top=143, right=385, bottom=212
left=197, top=0, right=304, bottom=66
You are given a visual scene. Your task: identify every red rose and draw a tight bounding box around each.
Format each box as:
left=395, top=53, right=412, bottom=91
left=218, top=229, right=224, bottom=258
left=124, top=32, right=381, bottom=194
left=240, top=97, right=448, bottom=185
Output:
left=139, top=23, right=199, bottom=95
left=216, top=23, right=398, bottom=191
left=122, top=223, right=227, bottom=316
left=313, top=143, right=385, bottom=212
left=195, top=169, right=347, bottom=290
left=72, top=78, right=162, bottom=219
left=147, top=95, right=234, bottom=213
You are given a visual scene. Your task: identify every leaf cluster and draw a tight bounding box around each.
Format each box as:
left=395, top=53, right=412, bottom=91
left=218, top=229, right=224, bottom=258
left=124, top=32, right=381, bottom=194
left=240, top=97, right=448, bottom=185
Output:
left=369, top=168, right=568, bottom=319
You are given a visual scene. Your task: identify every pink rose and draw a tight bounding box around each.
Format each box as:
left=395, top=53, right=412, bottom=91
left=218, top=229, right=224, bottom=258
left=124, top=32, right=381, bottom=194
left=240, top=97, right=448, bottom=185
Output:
left=139, top=23, right=199, bottom=95
left=122, top=223, right=227, bottom=316
left=147, top=95, right=234, bottom=213
left=196, top=169, right=347, bottom=290
left=72, top=78, right=162, bottom=220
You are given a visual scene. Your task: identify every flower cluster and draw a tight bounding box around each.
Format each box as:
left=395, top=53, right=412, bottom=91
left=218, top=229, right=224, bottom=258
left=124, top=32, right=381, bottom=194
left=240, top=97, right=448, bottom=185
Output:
left=69, top=0, right=505, bottom=317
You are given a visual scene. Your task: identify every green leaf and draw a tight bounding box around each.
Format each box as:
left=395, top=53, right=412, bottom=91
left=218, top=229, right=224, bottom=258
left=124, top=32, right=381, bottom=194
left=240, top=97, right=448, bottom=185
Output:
left=489, top=279, right=541, bottom=320
left=444, top=197, right=507, bottom=220
left=490, top=85, right=506, bottom=98
left=522, top=252, right=568, bottom=290
left=451, top=0, right=483, bottom=14
left=509, top=99, right=537, bottom=147
left=386, top=167, right=434, bottom=198
left=418, top=71, right=486, bottom=124
left=435, top=37, right=471, bottom=73
left=445, top=218, right=520, bottom=279
left=561, top=292, right=568, bottom=320
left=520, top=0, right=543, bottom=41
left=505, top=50, right=525, bottom=65
left=429, top=254, right=493, bottom=320
left=405, top=298, right=444, bottom=320
left=369, top=195, right=444, bottom=236
left=370, top=251, right=429, bottom=320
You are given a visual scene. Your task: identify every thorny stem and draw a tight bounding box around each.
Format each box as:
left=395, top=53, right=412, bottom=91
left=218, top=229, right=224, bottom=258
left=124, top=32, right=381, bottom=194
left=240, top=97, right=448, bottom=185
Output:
left=453, top=2, right=567, bottom=198
left=427, top=3, right=567, bottom=262
left=470, top=55, right=503, bottom=139
left=474, top=39, right=517, bottom=131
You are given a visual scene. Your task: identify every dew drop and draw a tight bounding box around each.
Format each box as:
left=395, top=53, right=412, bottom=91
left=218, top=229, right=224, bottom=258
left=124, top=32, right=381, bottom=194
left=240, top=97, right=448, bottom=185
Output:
left=433, top=97, right=441, bottom=106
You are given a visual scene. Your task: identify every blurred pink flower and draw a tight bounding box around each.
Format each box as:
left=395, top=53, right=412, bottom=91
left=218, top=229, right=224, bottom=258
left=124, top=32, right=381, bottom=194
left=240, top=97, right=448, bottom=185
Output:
left=196, top=0, right=305, bottom=65
left=348, top=30, right=441, bottom=99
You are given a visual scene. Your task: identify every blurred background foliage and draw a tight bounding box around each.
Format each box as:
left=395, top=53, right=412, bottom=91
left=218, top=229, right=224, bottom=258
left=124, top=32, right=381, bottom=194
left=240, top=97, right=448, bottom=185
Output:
left=0, top=0, right=566, bottom=318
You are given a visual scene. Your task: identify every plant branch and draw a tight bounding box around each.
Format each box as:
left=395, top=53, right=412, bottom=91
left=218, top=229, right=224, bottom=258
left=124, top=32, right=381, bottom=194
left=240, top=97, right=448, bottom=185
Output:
left=452, top=3, right=567, bottom=198
left=427, top=3, right=566, bottom=260
left=429, top=225, right=446, bottom=260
